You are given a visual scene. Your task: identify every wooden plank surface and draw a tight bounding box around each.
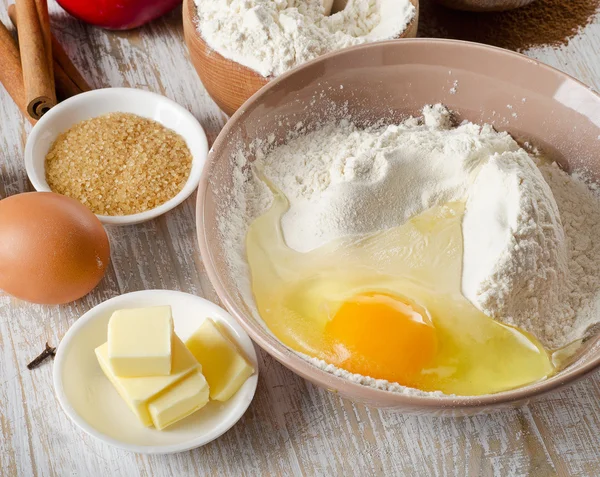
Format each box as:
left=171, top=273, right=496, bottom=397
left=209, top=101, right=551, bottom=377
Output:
left=1, top=1, right=599, bottom=476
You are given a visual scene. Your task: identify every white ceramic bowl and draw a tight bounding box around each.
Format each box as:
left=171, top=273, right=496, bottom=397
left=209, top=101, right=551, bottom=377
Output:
left=25, top=88, right=209, bottom=226
left=53, top=290, right=258, bottom=454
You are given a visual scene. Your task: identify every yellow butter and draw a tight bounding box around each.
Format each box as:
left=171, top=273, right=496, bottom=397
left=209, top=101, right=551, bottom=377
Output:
left=95, top=335, right=199, bottom=427
left=148, top=371, right=209, bottom=430
left=185, top=319, right=254, bottom=402
left=108, top=306, right=174, bottom=377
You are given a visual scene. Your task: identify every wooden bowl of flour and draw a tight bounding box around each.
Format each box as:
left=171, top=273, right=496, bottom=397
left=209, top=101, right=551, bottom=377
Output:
left=183, top=0, right=419, bottom=116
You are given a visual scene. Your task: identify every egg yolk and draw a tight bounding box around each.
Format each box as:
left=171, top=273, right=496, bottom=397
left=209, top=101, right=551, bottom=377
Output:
left=325, top=293, right=437, bottom=386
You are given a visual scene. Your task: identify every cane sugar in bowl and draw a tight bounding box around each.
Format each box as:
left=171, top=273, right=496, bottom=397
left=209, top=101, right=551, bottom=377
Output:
left=25, top=88, right=209, bottom=226
left=45, top=112, right=192, bottom=216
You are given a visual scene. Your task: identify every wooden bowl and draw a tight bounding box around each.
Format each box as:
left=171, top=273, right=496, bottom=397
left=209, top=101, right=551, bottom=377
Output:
left=183, top=0, right=420, bottom=116
left=435, top=0, right=536, bottom=11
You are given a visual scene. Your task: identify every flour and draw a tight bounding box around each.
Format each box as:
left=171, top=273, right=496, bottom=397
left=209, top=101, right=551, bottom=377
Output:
left=463, top=158, right=600, bottom=349
left=194, top=0, right=416, bottom=77
left=304, top=355, right=450, bottom=397
left=217, top=105, right=600, bottom=393
left=264, top=104, right=519, bottom=253
left=462, top=153, right=570, bottom=349
left=538, top=164, right=600, bottom=345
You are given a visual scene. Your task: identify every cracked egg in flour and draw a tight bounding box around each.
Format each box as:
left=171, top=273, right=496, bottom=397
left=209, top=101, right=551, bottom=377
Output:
left=246, top=178, right=555, bottom=396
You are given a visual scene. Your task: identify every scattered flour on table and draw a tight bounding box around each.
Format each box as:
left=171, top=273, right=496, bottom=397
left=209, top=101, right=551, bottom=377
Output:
left=217, top=105, right=600, bottom=393
left=194, top=0, right=415, bottom=77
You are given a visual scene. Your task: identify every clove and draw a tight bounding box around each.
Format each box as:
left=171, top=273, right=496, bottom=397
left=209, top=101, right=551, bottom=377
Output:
left=27, top=342, right=56, bottom=370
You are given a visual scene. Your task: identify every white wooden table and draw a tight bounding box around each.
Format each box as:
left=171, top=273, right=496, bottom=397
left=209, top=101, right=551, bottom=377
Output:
left=1, top=2, right=600, bottom=476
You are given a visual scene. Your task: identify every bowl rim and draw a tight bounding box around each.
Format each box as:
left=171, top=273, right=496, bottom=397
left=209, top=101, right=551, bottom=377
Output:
left=53, top=289, right=259, bottom=454
left=25, top=87, right=209, bottom=226
left=197, top=38, right=600, bottom=409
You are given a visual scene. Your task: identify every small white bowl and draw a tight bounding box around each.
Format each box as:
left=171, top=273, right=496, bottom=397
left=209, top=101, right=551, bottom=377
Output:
left=25, top=88, right=209, bottom=226
left=53, top=290, right=258, bottom=454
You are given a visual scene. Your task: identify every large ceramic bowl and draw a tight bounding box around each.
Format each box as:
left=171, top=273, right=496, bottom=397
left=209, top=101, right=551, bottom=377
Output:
left=197, top=39, right=600, bottom=415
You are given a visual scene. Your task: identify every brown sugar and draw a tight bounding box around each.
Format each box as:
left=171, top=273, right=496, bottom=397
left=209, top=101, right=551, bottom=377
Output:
left=418, top=0, right=600, bottom=51
left=45, top=113, right=193, bottom=216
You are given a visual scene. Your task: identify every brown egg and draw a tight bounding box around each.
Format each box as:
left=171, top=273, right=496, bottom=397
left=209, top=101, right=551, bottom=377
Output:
left=0, top=192, right=110, bottom=304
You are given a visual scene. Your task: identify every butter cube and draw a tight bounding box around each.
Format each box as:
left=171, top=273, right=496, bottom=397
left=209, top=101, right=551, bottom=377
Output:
left=108, top=306, right=173, bottom=377
left=95, top=335, right=199, bottom=427
left=149, top=371, right=209, bottom=430
left=185, top=319, right=255, bottom=402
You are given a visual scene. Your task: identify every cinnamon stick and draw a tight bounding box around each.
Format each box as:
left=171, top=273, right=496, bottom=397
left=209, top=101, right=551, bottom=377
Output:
left=0, top=21, right=35, bottom=124
left=34, top=0, right=54, bottom=93
left=50, top=35, right=91, bottom=93
left=34, top=0, right=55, bottom=91
left=8, top=4, right=90, bottom=99
left=52, top=60, right=82, bottom=100
left=15, top=0, right=56, bottom=119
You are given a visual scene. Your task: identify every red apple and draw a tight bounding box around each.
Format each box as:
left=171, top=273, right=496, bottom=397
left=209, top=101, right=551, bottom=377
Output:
left=56, top=0, right=182, bottom=30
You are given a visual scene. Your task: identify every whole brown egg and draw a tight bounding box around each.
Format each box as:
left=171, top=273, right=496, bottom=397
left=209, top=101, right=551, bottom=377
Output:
left=0, top=192, right=111, bottom=304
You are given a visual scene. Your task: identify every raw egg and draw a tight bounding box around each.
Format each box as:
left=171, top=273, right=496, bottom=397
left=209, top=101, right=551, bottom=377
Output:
left=246, top=181, right=554, bottom=395
left=0, top=192, right=110, bottom=304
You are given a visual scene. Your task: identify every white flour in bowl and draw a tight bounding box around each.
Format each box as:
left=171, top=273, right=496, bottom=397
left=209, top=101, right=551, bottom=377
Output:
left=194, top=0, right=416, bottom=77
left=217, top=105, right=600, bottom=394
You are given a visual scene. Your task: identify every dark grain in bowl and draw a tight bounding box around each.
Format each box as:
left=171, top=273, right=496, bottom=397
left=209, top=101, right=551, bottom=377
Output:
left=197, top=39, right=600, bottom=415
left=435, top=0, right=535, bottom=11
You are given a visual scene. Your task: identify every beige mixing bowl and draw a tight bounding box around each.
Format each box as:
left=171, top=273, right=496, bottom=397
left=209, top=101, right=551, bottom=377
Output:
left=197, top=39, right=600, bottom=415
left=183, top=0, right=419, bottom=116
